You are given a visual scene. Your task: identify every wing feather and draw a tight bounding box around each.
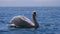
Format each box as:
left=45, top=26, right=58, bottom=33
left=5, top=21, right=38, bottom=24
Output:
left=10, top=16, right=35, bottom=26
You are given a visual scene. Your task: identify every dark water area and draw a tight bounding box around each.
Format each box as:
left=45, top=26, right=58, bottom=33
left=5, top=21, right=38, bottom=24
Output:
left=0, top=7, right=60, bottom=34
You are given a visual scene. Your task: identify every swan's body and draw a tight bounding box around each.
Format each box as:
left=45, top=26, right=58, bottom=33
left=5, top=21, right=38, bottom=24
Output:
left=9, top=11, right=39, bottom=28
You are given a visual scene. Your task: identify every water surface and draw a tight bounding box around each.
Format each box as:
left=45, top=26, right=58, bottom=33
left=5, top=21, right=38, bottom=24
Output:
left=0, top=7, right=60, bottom=34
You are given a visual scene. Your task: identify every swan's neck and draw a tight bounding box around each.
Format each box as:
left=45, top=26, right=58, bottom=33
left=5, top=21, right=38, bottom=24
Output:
left=32, top=15, right=39, bottom=28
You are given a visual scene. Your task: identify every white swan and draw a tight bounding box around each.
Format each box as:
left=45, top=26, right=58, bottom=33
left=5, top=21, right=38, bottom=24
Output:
left=9, top=11, right=39, bottom=28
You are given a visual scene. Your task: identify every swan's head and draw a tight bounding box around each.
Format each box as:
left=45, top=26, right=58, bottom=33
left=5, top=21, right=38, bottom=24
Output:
left=32, top=11, right=36, bottom=17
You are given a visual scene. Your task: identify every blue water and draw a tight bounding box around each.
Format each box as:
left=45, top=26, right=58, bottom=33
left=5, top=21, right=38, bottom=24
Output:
left=0, top=7, right=60, bottom=34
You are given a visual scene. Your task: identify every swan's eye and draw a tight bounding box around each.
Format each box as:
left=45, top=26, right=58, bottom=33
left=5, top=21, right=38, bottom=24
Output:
left=34, top=12, right=36, bottom=15
left=34, top=12, right=36, bottom=14
left=32, top=11, right=36, bottom=16
left=33, top=12, right=36, bottom=16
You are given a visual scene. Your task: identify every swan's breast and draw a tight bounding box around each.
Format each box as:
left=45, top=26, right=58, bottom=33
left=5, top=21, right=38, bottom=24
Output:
left=22, top=16, right=35, bottom=26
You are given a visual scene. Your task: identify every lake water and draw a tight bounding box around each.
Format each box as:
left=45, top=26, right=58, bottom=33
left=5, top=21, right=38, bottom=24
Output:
left=0, top=7, right=60, bottom=34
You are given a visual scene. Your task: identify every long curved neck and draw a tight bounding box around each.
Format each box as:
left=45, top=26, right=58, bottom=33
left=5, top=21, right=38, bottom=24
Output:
left=32, top=15, right=39, bottom=28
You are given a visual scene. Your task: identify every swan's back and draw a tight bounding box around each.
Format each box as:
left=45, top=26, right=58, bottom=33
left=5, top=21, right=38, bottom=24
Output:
left=10, top=16, right=35, bottom=27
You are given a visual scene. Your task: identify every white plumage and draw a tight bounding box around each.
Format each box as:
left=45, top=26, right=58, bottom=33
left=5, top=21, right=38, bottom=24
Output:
left=9, top=11, right=39, bottom=28
left=10, top=16, right=35, bottom=26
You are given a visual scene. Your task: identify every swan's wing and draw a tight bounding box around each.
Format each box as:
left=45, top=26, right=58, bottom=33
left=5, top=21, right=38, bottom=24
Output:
left=10, top=16, right=35, bottom=26
left=20, top=16, right=35, bottom=26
